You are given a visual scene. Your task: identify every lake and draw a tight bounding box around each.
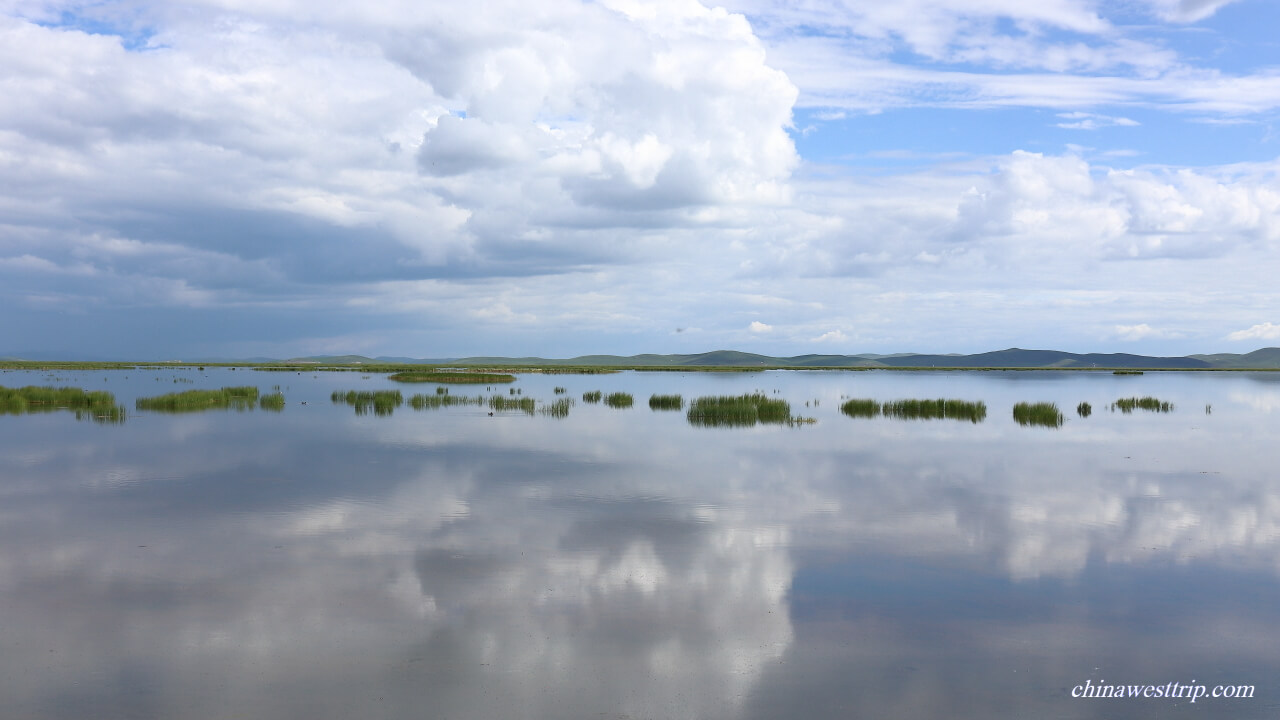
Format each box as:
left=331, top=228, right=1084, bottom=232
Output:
left=2, top=367, right=1278, bottom=718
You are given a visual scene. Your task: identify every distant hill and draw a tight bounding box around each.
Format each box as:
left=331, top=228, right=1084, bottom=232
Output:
left=443, top=347, right=1280, bottom=369
left=6, top=348, right=1280, bottom=369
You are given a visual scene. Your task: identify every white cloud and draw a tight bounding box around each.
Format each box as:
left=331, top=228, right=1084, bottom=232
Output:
left=1140, top=0, right=1243, bottom=23
left=1227, top=322, right=1280, bottom=341
left=748, top=321, right=773, bottom=333
left=1056, top=111, right=1141, bottom=130
left=1113, top=323, right=1181, bottom=341
left=812, top=329, right=848, bottom=343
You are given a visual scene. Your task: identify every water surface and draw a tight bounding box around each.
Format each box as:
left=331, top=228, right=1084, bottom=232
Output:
left=1, top=368, right=1277, bottom=718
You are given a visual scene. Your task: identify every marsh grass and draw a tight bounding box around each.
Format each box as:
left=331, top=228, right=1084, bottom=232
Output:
left=137, top=386, right=261, bottom=413
left=1013, top=402, right=1064, bottom=428
left=554, top=387, right=567, bottom=395
left=604, top=392, right=634, bottom=409
left=389, top=371, right=515, bottom=384
left=839, top=399, right=881, bottom=418
left=1077, top=402, right=1092, bottom=418
left=1, top=385, right=126, bottom=423
left=687, top=393, right=791, bottom=428
left=259, top=392, right=286, bottom=411
left=540, top=397, right=574, bottom=418
left=1113, top=396, right=1174, bottom=413
left=882, top=398, right=986, bottom=423
left=1113, top=370, right=1144, bottom=375
left=582, top=391, right=602, bottom=403
left=409, top=393, right=483, bottom=410
left=648, top=394, right=683, bottom=411
left=331, top=390, right=403, bottom=416
left=489, top=395, right=536, bottom=415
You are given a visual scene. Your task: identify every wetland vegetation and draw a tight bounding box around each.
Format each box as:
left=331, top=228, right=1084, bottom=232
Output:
left=582, top=391, right=602, bottom=403
left=331, top=390, right=403, bottom=416
left=1113, top=396, right=1174, bottom=413
left=539, top=397, right=574, bottom=418
left=648, top=394, right=683, bottom=411
left=1013, top=402, right=1065, bottom=428
left=0, top=385, right=126, bottom=423
left=604, top=392, right=634, bottom=409
left=838, top=398, right=986, bottom=423
left=687, top=393, right=791, bottom=428
left=388, top=371, right=515, bottom=384
left=1077, top=402, right=1092, bottom=418
left=488, top=395, right=536, bottom=415
left=408, top=393, right=484, bottom=410
left=136, top=386, right=260, bottom=413
left=258, top=392, right=286, bottom=411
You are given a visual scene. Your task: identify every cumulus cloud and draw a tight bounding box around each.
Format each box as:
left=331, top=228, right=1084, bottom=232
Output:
left=1227, top=322, right=1280, bottom=341
left=749, top=321, right=773, bottom=333
left=812, top=329, right=848, bottom=343
left=1113, top=323, right=1182, bottom=341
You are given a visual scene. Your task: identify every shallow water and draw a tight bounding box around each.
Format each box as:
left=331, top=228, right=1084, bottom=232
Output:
left=1, top=367, right=1278, bottom=718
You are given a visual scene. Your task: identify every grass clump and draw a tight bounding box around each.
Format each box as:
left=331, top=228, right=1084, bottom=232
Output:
left=1013, top=402, right=1064, bottom=428
left=389, top=371, right=515, bottom=384
left=582, top=390, right=602, bottom=403
left=489, top=395, right=535, bottom=415
left=137, top=386, right=260, bottom=413
left=409, top=393, right=484, bottom=410
left=1077, top=401, right=1092, bottom=418
left=604, top=392, right=634, bottom=409
left=687, top=393, right=791, bottom=428
left=1113, top=396, right=1174, bottom=413
left=1113, top=370, right=1144, bottom=375
left=540, top=397, right=574, bottom=418
left=648, top=394, right=683, bottom=411
left=554, top=386, right=567, bottom=395
left=330, top=390, right=403, bottom=416
left=1, top=385, right=127, bottom=423
left=882, top=398, right=986, bottom=423
left=839, top=398, right=881, bottom=418
left=259, top=392, right=286, bottom=411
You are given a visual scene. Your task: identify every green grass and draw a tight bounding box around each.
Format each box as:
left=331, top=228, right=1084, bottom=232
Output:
left=539, top=397, right=574, bottom=418
left=259, top=392, right=286, bottom=411
left=0, top=385, right=126, bottom=423
left=388, top=371, right=515, bottom=384
left=1077, top=401, right=1092, bottom=418
left=648, top=394, right=683, bottom=410
left=687, top=393, right=792, bottom=427
left=604, top=392, right=634, bottom=409
left=408, top=393, right=484, bottom=409
left=136, top=386, right=261, bottom=413
left=839, top=398, right=881, bottom=418
left=1113, top=396, right=1174, bottom=413
left=488, top=395, right=536, bottom=415
left=839, top=397, right=986, bottom=422
left=1013, top=402, right=1064, bottom=428
left=554, top=386, right=567, bottom=395
left=881, top=398, right=987, bottom=423
left=582, top=390, right=602, bottom=403
left=330, top=390, right=403, bottom=416
left=1113, top=369, right=1144, bottom=375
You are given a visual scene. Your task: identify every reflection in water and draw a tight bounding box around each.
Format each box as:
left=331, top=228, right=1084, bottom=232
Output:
left=0, top=370, right=1278, bottom=718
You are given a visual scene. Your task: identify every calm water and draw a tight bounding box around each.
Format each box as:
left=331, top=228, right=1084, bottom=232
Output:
left=2, top=367, right=1279, bottom=719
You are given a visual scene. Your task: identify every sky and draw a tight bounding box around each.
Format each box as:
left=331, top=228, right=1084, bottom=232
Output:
left=1, top=0, right=1279, bottom=360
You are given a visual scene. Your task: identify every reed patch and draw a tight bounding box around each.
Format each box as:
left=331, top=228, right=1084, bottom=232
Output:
left=1013, top=402, right=1064, bottom=428
left=137, top=386, right=261, bottom=413
left=687, top=393, right=791, bottom=428
left=331, top=390, right=403, bottom=416
left=648, top=394, right=683, bottom=411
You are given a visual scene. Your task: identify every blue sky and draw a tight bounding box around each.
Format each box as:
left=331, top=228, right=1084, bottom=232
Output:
left=1, top=0, right=1279, bottom=359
